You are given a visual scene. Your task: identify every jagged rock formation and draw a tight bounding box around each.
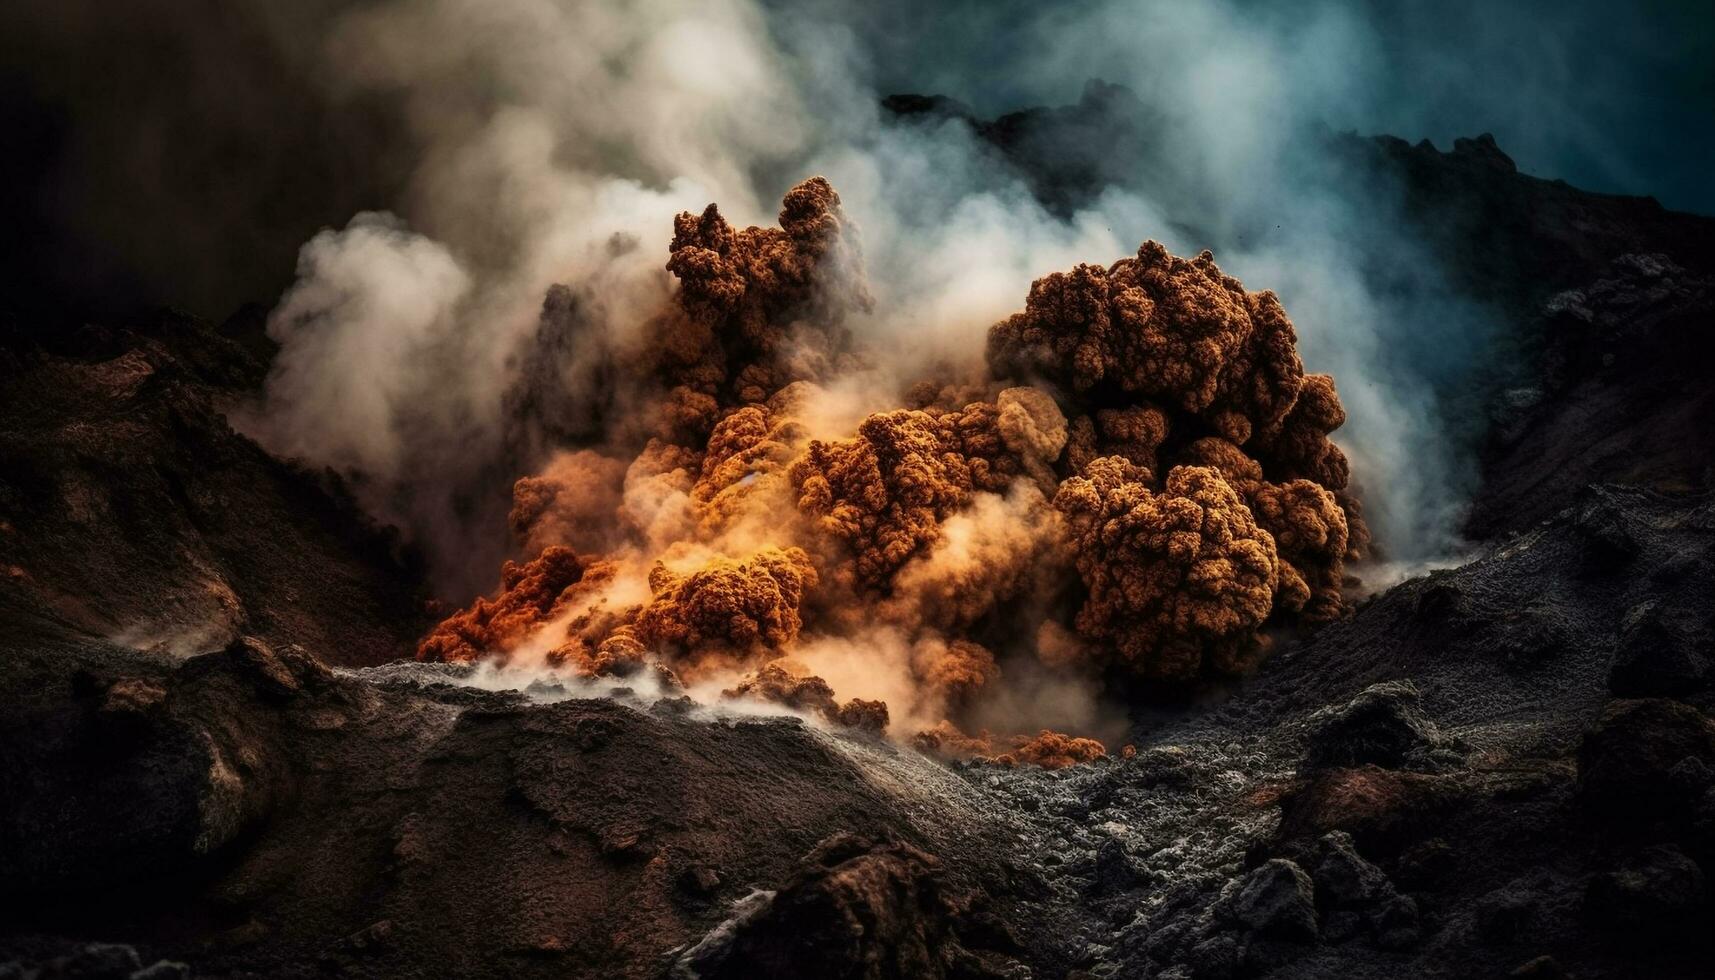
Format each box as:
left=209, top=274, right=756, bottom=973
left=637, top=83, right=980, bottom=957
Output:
left=673, top=832, right=1023, bottom=979
left=1356, top=133, right=1715, bottom=312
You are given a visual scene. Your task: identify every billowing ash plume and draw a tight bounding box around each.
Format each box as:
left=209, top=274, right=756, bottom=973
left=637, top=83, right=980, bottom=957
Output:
left=190, top=0, right=1521, bottom=601
left=412, top=179, right=1365, bottom=762
left=94, top=0, right=1556, bottom=758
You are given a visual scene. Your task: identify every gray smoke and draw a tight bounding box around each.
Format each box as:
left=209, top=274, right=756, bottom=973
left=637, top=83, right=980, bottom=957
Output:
left=11, top=0, right=1701, bottom=590
left=237, top=0, right=1472, bottom=587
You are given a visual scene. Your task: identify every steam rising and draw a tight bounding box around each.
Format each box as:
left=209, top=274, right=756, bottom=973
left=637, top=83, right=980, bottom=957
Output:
left=247, top=214, right=472, bottom=482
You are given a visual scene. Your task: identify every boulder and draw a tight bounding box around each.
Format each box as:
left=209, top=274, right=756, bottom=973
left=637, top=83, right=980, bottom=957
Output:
left=1302, top=681, right=1452, bottom=772
left=1219, top=860, right=1318, bottom=942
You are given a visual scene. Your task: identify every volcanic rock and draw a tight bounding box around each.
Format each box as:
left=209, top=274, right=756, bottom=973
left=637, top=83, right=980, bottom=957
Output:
left=1217, top=859, right=1319, bottom=942
left=1468, top=256, right=1715, bottom=537
left=1577, top=698, right=1715, bottom=825
left=1089, top=837, right=1145, bottom=896
left=673, top=832, right=1021, bottom=980
left=1585, top=844, right=1709, bottom=942
left=0, top=643, right=1030, bottom=980
left=1608, top=601, right=1711, bottom=697
left=1311, top=831, right=1392, bottom=909
left=1301, top=681, right=1454, bottom=772
left=1510, top=956, right=1569, bottom=979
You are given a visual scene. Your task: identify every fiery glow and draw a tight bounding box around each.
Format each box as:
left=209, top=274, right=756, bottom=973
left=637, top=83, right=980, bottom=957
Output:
left=417, top=177, right=1367, bottom=766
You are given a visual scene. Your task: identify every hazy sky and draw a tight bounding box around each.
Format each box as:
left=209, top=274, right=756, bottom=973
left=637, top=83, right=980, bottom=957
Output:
left=768, top=0, right=1715, bottom=214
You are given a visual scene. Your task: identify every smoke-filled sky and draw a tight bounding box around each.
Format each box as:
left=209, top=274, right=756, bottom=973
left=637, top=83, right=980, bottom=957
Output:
left=1, top=0, right=1709, bottom=319
left=1, top=0, right=1709, bottom=587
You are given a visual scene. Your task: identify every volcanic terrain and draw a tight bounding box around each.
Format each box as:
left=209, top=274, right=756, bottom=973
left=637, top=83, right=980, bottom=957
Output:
left=2, top=93, right=1713, bottom=980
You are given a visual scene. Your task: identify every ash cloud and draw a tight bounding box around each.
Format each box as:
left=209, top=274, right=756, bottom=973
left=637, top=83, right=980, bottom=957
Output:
left=9, top=0, right=1701, bottom=565
left=5, top=0, right=1703, bottom=754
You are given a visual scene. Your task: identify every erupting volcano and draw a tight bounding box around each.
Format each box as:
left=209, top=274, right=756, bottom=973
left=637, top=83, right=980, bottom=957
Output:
left=417, top=177, right=1369, bottom=760
left=6, top=3, right=1713, bottom=977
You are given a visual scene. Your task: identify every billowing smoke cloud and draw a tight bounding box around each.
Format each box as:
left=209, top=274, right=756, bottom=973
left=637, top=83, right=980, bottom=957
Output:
left=778, top=0, right=1500, bottom=561
left=398, top=167, right=1369, bottom=765
left=229, top=0, right=827, bottom=590
left=193, top=0, right=1185, bottom=593
left=75, top=0, right=1494, bottom=751
left=242, top=214, right=472, bottom=481
left=227, top=0, right=1477, bottom=585
left=15, top=0, right=1691, bottom=753
left=7, top=0, right=1709, bottom=320
left=11, top=0, right=1696, bottom=569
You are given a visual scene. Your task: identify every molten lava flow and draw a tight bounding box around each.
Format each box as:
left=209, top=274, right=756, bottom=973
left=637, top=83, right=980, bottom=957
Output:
left=418, top=177, right=1371, bottom=767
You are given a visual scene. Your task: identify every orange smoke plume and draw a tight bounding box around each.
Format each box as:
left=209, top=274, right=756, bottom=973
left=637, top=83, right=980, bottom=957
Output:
left=417, top=179, right=1372, bottom=767
left=646, top=175, right=870, bottom=445
left=416, top=547, right=619, bottom=666
left=787, top=389, right=1065, bottom=593
left=625, top=547, right=818, bottom=679
left=988, top=242, right=1304, bottom=445
left=723, top=662, right=889, bottom=734
left=510, top=450, right=628, bottom=556
left=910, top=721, right=1107, bottom=770
left=1053, top=461, right=1281, bottom=681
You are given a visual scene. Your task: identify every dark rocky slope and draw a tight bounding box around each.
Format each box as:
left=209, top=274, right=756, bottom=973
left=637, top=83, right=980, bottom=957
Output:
left=0, top=636, right=1035, bottom=979
left=0, top=312, right=428, bottom=664
left=1469, top=254, right=1715, bottom=537
left=1358, top=132, right=1715, bottom=312
left=996, top=484, right=1715, bottom=979
left=2, top=486, right=1709, bottom=979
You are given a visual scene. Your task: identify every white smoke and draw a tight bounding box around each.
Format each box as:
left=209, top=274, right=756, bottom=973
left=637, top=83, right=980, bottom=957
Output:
left=241, top=0, right=1493, bottom=597
left=239, top=213, right=472, bottom=483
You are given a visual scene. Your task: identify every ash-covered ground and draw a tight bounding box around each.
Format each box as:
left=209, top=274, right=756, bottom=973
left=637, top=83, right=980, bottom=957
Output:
left=3, top=90, right=1714, bottom=980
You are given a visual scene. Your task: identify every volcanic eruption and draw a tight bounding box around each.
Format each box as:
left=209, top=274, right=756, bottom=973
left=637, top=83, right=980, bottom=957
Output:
left=417, top=176, right=1367, bottom=763
left=6, top=0, right=1714, bottom=968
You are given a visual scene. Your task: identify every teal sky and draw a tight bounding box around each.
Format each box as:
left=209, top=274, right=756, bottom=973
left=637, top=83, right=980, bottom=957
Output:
left=768, top=0, right=1715, bottom=214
